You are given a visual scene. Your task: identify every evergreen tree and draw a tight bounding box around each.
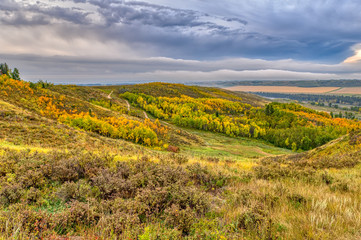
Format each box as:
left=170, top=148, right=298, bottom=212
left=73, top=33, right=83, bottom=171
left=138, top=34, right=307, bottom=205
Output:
left=0, top=63, right=9, bottom=76
left=11, top=68, right=20, bottom=80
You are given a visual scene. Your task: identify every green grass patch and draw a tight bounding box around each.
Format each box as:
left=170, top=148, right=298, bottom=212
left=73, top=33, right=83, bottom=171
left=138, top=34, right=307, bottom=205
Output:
left=181, top=129, right=292, bottom=161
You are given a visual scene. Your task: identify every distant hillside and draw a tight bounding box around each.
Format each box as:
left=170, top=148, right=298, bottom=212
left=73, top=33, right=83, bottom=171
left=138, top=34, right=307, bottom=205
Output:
left=1, top=77, right=360, bottom=152
left=99, top=83, right=361, bottom=151
left=209, top=80, right=361, bottom=88
left=96, top=82, right=268, bottom=107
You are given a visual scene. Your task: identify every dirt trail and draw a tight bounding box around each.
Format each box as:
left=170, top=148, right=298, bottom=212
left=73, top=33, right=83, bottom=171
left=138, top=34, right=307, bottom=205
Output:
left=107, top=90, right=113, bottom=99
left=144, top=111, right=149, bottom=119
left=101, top=90, right=131, bottom=112
left=254, top=147, right=272, bottom=157
left=125, top=100, right=130, bottom=111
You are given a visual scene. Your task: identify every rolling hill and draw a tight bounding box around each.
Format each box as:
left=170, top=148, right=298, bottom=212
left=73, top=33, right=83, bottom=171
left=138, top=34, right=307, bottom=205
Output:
left=0, top=75, right=360, bottom=239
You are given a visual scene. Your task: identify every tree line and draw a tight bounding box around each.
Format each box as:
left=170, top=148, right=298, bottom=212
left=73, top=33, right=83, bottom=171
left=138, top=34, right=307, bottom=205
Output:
left=255, top=92, right=361, bottom=108
left=0, top=63, right=20, bottom=80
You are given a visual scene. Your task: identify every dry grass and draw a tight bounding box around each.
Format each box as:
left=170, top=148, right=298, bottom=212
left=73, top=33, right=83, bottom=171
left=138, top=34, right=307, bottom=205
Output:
left=0, top=135, right=360, bottom=239
left=333, top=87, right=361, bottom=95
left=225, top=86, right=340, bottom=94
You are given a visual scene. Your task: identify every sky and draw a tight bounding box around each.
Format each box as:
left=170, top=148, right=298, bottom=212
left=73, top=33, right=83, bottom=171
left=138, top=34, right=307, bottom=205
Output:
left=1, top=0, right=361, bottom=84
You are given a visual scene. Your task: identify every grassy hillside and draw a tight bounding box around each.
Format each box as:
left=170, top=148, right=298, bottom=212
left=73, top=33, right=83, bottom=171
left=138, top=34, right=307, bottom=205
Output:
left=96, top=82, right=268, bottom=107
left=0, top=76, right=361, bottom=239
left=105, top=82, right=360, bottom=151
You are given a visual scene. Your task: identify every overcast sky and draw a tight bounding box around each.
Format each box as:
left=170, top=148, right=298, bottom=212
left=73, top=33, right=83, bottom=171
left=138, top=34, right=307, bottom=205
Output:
left=1, top=0, right=361, bottom=84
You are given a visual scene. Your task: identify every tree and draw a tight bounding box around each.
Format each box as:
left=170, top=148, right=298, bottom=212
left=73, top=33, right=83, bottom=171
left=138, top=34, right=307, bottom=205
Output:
left=0, top=63, right=9, bottom=76
left=265, top=104, right=274, bottom=116
left=285, top=138, right=290, bottom=147
left=300, top=136, right=312, bottom=150
left=11, top=68, right=20, bottom=80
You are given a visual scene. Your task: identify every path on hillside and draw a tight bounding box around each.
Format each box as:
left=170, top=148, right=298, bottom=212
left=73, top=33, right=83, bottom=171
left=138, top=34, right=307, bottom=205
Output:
left=105, top=90, right=147, bottom=118
left=125, top=100, right=130, bottom=111
left=254, top=147, right=272, bottom=157
left=101, top=90, right=131, bottom=112
left=107, top=90, right=113, bottom=99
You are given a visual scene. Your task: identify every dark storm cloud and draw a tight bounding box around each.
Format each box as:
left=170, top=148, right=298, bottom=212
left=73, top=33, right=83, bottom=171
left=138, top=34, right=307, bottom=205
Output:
left=2, top=0, right=361, bottom=83
left=225, top=0, right=361, bottom=61
left=0, top=0, right=91, bottom=26
left=95, top=1, right=201, bottom=27
left=31, top=5, right=91, bottom=24
left=72, top=0, right=359, bottom=61
left=74, top=0, right=287, bottom=59
left=5, top=0, right=357, bottom=61
left=0, top=11, right=49, bottom=26
left=87, top=0, right=246, bottom=32
left=0, top=0, right=19, bottom=11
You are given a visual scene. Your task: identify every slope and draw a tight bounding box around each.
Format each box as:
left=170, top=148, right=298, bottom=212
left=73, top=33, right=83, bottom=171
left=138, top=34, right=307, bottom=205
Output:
left=0, top=75, right=361, bottom=239
left=95, top=82, right=268, bottom=107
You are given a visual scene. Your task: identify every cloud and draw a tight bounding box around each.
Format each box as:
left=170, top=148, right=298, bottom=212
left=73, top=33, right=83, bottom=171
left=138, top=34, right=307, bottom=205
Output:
left=3, top=0, right=360, bottom=61
left=1, top=0, right=361, bottom=83
left=144, top=0, right=361, bottom=62
left=0, top=1, right=91, bottom=26
left=344, top=44, right=361, bottom=63
left=3, top=53, right=361, bottom=84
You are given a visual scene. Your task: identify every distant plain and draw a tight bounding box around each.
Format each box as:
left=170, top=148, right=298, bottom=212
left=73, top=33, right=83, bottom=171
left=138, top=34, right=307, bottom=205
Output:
left=225, top=86, right=361, bottom=95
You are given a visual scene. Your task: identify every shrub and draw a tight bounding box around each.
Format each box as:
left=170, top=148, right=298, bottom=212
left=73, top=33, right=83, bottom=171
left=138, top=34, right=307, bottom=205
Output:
left=164, top=204, right=195, bottom=236
left=97, top=211, right=141, bottom=236
left=54, top=200, right=100, bottom=234
left=186, top=163, right=228, bottom=190
left=138, top=224, right=182, bottom=240
left=56, top=180, right=91, bottom=202
left=50, top=157, right=83, bottom=183
left=0, top=183, right=23, bottom=205
left=91, top=168, right=135, bottom=199
left=287, top=193, right=307, bottom=209
left=329, top=180, right=350, bottom=192
left=170, top=153, right=189, bottom=164
left=167, top=145, right=180, bottom=153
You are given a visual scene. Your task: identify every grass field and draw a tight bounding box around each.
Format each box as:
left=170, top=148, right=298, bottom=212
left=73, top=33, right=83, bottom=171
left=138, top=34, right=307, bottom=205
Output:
left=224, top=86, right=340, bottom=94
left=333, top=87, right=361, bottom=95
left=180, top=129, right=292, bottom=161
left=224, top=85, right=361, bottom=96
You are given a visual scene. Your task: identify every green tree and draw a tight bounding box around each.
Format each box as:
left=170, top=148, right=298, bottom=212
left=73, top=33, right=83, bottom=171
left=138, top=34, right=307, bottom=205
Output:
left=11, top=68, right=20, bottom=80
left=265, top=104, right=274, bottom=116
left=0, top=63, right=9, bottom=76
left=285, top=137, right=290, bottom=147
left=300, top=136, right=312, bottom=150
